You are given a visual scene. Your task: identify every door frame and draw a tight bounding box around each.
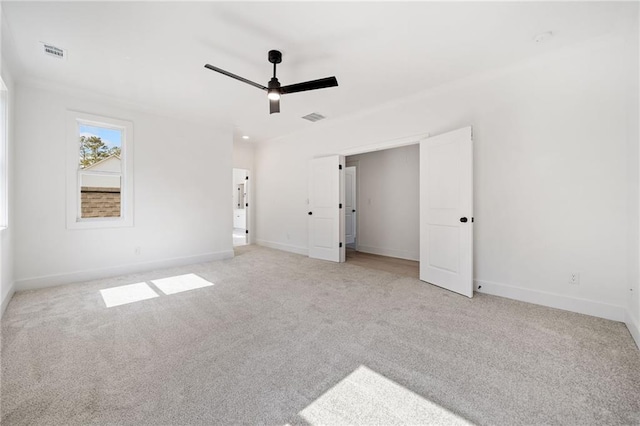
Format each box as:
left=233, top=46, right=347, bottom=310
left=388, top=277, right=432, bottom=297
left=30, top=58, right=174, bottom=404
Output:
left=336, top=128, right=474, bottom=298
left=338, top=132, right=430, bottom=258
left=232, top=168, right=251, bottom=246
left=338, top=132, right=430, bottom=157
left=344, top=161, right=359, bottom=250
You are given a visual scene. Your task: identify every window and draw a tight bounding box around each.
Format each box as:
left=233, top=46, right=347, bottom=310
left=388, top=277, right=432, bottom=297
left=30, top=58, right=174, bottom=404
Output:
left=66, top=112, right=133, bottom=229
left=0, top=78, right=7, bottom=229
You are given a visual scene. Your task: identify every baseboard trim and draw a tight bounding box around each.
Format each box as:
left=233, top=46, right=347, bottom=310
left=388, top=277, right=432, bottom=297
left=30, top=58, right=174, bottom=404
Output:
left=15, top=250, right=234, bottom=291
left=256, top=239, right=308, bottom=256
left=474, top=279, right=626, bottom=322
left=625, top=309, right=640, bottom=349
left=356, top=245, right=419, bottom=262
left=1, top=282, right=15, bottom=318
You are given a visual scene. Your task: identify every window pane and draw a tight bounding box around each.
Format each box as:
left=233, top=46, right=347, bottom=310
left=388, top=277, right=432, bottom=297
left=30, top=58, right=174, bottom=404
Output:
left=67, top=112, right=133, bottom=229
left=81, top=174, right=122, bottom=218
left=78, top=124, right=122, bottom=169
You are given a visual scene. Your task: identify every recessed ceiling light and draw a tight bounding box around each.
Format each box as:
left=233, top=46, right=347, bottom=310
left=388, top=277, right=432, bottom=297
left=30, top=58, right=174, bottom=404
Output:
left=533, top=31, right=553, bottom=43
left=242, top=135, right=249, bottom=139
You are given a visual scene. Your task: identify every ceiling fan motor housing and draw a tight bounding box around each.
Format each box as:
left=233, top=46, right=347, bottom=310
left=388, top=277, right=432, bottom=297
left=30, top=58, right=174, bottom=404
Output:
left=268, top=50, right=282, bottom=64
left=268, top=77, right=281, bottom=90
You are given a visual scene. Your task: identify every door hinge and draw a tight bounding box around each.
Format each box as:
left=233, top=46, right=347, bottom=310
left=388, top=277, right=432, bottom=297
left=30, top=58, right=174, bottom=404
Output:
left=245, top=230, right=249, bottom=234
left=338, top=164, right=343, bottom=170
left=339, top=242, right=343, bottom=248
left=472, top=217, right=474, bottom=223
left=245, top=176, right=249, bottom=180
left=245, top=203, right=248, bottom=207
left=339, top=203, right=342, bottom=209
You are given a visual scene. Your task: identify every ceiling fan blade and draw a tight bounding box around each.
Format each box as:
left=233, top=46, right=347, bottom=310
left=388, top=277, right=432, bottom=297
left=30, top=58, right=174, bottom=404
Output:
left=270, top=98, right=280, bottom=114
left=204, top=64, right=268, bottom=91
left=280, top=77, right=338, bottom=95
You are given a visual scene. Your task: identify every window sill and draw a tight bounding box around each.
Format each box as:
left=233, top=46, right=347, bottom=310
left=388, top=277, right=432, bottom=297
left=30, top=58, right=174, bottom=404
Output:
left=67, top=218, right=133, bottom=230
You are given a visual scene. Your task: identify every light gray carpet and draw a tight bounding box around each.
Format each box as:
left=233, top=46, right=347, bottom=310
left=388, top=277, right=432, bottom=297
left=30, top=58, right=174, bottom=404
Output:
left=1, top=245, right=639, bottom=425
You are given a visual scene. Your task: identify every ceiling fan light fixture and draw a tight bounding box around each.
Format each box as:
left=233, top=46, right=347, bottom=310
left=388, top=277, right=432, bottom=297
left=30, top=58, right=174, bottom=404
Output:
left=267, top=90, right=281, bottom=101
left=204, top=49, right=338, bottom=114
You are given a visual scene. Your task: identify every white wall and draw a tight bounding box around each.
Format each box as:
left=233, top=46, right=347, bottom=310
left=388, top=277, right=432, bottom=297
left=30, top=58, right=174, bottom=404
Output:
left=626, top=8, right=640, bottom=347
left=1, top=3, right=16, bottom=315
left=256, top=31, right=637, bottom=322
left=347, top=145, right=420, bottom=260
left=13, top=83, right=234, bottom=289
left=233, top=140, right=254, bottom=170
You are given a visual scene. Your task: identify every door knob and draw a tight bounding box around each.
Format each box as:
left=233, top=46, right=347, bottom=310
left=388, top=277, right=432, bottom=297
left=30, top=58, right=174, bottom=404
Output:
left=460, top=217, right=468, bottom=223
left=308, top=212, right=313, bottom=215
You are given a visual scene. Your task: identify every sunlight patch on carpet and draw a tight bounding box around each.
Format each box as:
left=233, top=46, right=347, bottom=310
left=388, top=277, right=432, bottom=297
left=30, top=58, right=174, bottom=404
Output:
left=100, top=282, right=159, bottom=307
left=151, top=273, right=214, bottom=295
left=299, top=365, right=472, bottom=425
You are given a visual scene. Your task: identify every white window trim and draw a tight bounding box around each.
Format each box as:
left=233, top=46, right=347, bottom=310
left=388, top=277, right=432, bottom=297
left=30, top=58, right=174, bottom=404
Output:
left=0, top=78, right=8, bottom=230
left=66, top=111, right=134, bottom=229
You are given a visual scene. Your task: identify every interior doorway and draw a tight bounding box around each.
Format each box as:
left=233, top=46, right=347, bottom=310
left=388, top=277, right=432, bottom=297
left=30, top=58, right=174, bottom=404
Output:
left=233, top=168, right=249, bottom=246
left=307, top=127, right=474, bottom=297
left=344, top=146, right=420, bottom=277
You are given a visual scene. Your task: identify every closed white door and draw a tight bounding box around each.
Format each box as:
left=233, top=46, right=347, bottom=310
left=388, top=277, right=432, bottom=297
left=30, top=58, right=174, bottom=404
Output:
left=420, top=127, right=473, bottom=297
left=308, top=155, right=345, bottom=262
left=345, top=166, right=356, bottom=245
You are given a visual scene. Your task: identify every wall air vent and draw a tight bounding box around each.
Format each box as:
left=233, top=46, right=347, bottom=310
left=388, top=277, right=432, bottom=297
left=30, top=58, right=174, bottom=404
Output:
left=41, top=43, right=66, bottom=60
left=302, top=112, right=325, bottom=122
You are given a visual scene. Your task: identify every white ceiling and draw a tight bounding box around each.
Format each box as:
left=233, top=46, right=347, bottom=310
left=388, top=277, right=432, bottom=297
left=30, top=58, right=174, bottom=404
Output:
left=1, top=1, right=633, bottom=143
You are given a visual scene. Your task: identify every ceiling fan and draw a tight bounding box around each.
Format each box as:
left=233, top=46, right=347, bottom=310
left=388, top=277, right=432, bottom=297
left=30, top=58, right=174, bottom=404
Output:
left=204, top=50, right=338, bottom=114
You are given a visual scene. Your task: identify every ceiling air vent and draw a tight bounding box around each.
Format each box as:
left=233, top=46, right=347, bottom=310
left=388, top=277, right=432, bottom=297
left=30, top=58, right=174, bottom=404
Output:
left=301, top=112, right=326, bottom=122
left=41, top=43, right=66, bottom=59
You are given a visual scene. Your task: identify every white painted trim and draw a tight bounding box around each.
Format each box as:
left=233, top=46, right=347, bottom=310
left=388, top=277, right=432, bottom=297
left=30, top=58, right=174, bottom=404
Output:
left=1, top=282, right=15, bottom=318
left=246, top=169, right=252, bottom=245
left=357, top=245, right=419, bottom=262
left=0, top=78, right=8, bottom=228
left=626, top=309, right=640, bottom=349
left=345, top=160, right=360, bottom=251
left=256, top=239, right=308, bottom=256
left=475, top=279, right=626, bottom=322
left=66, top=111, right=134, bottom=230
left=15, top=250, right=234, bottom=291
left=337, top=132, right=428, bottom=157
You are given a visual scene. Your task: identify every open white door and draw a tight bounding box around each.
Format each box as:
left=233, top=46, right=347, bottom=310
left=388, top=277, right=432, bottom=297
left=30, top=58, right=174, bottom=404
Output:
left=345, top=166, right=356, bottom=245
left=309, top=155, right=345, bottom=262
left=420, top=127, right=473, bottom=297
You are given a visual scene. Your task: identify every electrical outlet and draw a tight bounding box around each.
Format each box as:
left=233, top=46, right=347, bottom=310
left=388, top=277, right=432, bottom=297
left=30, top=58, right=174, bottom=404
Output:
left=569, top=273, right=580, bottom=285
left=134, top=247, right=141, bottom=255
